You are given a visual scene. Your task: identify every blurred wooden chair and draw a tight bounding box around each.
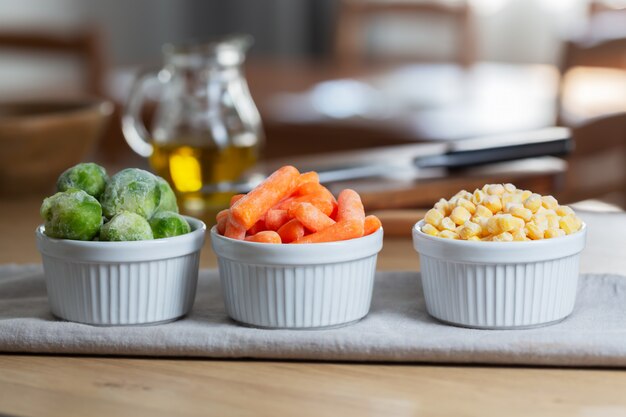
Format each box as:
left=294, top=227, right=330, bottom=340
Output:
left=334, top=0, right=475, bottom=67
left=557, top=113, right=626, bottom=207
left=0, top=28, right=107, bottom=96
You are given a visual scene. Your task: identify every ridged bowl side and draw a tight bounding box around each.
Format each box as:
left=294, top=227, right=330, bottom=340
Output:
left=420, top=254, right=581, bottom=329
left=42, top=253, right=200, bottom=325
left=218, top=255, right=378, bottom=329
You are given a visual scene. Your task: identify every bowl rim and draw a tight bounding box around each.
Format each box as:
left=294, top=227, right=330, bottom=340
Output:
left=210, top=225, right=384, bottom=265
left=36, top=215, right=207, bottom=262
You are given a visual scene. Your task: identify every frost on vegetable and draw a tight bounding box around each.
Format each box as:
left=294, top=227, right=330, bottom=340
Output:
left=149, top=211, right=190, bottom=239
left=57, top=162, right=108, bottom=198
left=40, top=189, right=102, bottom=240
left=155, top=176, right=179, bottom=213
left=100, top=168, right=160, bottom=219
left=100, top=211, right=154, bottom=241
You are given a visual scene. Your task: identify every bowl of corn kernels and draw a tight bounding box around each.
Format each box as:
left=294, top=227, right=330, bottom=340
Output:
left=412, top=183, right=586, bottom=330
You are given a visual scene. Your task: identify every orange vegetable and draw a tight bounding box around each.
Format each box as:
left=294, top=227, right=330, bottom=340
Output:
left=294, top=220, right=364, bottom=244
left=231, top=166, right=300, bottom=230
left=230, top=194, right=245, bottom=207
left=248, top=219, right=267, bottom=236
left=297, top=171, right=319, bottom=187
left=337, top=189, right=365, bottom=223
left=290, top=202, right=335, bottom=232
left=216, top=209, right=229, bottom=235
left=277, top=219, right=306, bottom=243
left=265, top=209, right=290, bottom=231
left=364, top=215, right=382, bottom=235
left=224, top=215, right=246, bottom=240
left=245, top=231, right=282, bottom=244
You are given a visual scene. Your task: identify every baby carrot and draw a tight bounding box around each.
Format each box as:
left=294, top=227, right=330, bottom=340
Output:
left=297, top=171, right=319, bottom=187
left=364, top=215, right=382, bottom=235
left=231, top=166, right=300, bottom=230
left=245, top=230, right=282, bottom=244
left=290, top=202, right=335, bottom=232
left=230, top=194, right=245, bottom=207
left=336, top=189, right=365, bottom=223
left=265, top=209, right=290, bottom=231
left=248, top=219, right=267, bottom=236
left=224, top=215, right=246, bottom=240
left=294, top=220, right=364, bottom=244
left=216, top=209, right=229, bottom=235
left=277, top=218, right=306, bottom=243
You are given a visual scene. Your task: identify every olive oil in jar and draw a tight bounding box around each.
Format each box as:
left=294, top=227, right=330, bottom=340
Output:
left=150, top=142, right=258, bottom=215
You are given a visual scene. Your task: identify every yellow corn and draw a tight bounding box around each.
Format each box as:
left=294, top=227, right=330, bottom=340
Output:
left=421, top=223, right=439, bottom=236
left=475, top=204, right=493, bottom=218
left=450, top=206, right=472, bottom=226
left=504, top=183, right=517, bottom=193
left=434, top=198, right=451, bottom=215
left=504, top=202, right=523, bottom=213
left=487, top=214, right=517, bottom=234
left=424, top=208, right=444, bottom=227
left=487, top=184, right=505, bottom=195
left=544, top=228, right=565, bottom=239
left=457, top=198, right=477, bottom=215
left=541, top=195, right=558, bottom=210
left=467, top=236, right=481, bottom=242
left=501, top=193, right=523, bottom=206
left=483, top=195, right=503, bottom=214
left=524, top=194, right=542, bottom=213
left=556, top=205, right=575, bottom=217
left=472, top=190, right=486, bottom=205
left=559, top=215, right=582, bottom=234
left=440, top=217, right=456, bottom=231
left=439, top=230, right=460, bottom=239
left=512, top=228, right=526, bottom=241
left=509, top=206, right=533, bottom=221
left=519, top=190, right=532, bottom=201
left=458, top=221, right=481, bottom=239
left=492, top=232, right=514, bottom=242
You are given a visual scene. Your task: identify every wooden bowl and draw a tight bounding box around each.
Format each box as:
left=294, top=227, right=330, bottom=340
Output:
left=0, top=99, right=113, bottom=196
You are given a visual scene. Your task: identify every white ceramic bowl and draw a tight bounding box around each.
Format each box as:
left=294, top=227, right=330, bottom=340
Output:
left=412, top=220, right=587, bottom=329
left=35, top=216, right=206, bottom=326
left=210, top=227, right=383, bottom=329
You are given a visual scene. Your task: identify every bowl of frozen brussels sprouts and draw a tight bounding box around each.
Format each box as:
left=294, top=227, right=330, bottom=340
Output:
left=35, top=163, right=206, bottom=326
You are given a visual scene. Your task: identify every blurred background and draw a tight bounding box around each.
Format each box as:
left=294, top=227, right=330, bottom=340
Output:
left=1, top=0, right=625, bottom=222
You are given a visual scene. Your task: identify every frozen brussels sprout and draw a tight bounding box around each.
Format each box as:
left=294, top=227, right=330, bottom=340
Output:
left=149, top=211, right=190, bottom=239
left=155, top=176, right=179, bottom=213
left=40, top=189, right=102, bottom=241
left=100, top=211, right=153, bottom=241
left=100, top=168, right=160, bottom=219
left=57, top=162, right=108, bottom=199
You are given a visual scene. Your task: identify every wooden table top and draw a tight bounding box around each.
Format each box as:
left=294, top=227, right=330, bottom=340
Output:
left=1, top=197, right=626, bottom=417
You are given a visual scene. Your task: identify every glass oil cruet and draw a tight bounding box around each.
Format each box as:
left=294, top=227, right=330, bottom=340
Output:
left=122, top=35, right=263, bottom=217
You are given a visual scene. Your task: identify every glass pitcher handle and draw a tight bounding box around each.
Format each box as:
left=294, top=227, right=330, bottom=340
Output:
left=122, top=69, right=163, bottom=157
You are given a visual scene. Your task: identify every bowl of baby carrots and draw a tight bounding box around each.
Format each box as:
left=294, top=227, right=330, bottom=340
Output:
left=210, top=165, right=383, bottom=329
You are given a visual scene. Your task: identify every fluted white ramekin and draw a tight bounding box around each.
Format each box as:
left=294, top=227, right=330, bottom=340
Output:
left=412, top=220, right=587, bottom=329
left=210, top=227, right=383, bottom=329
left=35, top=216, right=206, bottom=326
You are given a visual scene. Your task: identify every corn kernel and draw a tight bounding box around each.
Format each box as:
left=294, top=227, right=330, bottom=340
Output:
left=541, top=195, right=558, bottom=210
left=504, top=183, right=516, bottom=193
left=439, top=230, right=460, bottom=239
left=424, top=208, right=444, bottom=227
left=559, top=215, right=581, bottom=234
left=544, top=228, right=565, bottom=239
left=467, top=236, right=481, bottom=242
left=519, top=190, right=532, bottom=200
left=457, top=198, right=476, bottom=215
left=434, top=199, right=451, bottom=215
left=483, top=195, right=503, bottom=214
left=546, top=213, right=560, bottom=229
left=524, top=194, right=542, bottom=213
left=512, top=228, right=526, bottom=241
left=472, top=216, right=490, bottom=237
left=475, top=204, right=493, bottom=218
left=556, top=205, right=575, bottom=217
left=487, top=184, right=505, bottom=195
left=472, top=190, right=486, bottom=205
left=421, top=223, right=439, bottom=236
left=504, top=202, right=523, bottom=213
left=487, top=214, right=516, bottom=234
left=450, top=206, right=472, bottom=225
left=509, top=206, right=532, bottom=221
left=492, top=232, right=513, bottom=242
left=501, top=193, right=523, bottom=206
left=458, top=221, right=481, bottom=239
left=440, top=217, right=456, bottom=231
